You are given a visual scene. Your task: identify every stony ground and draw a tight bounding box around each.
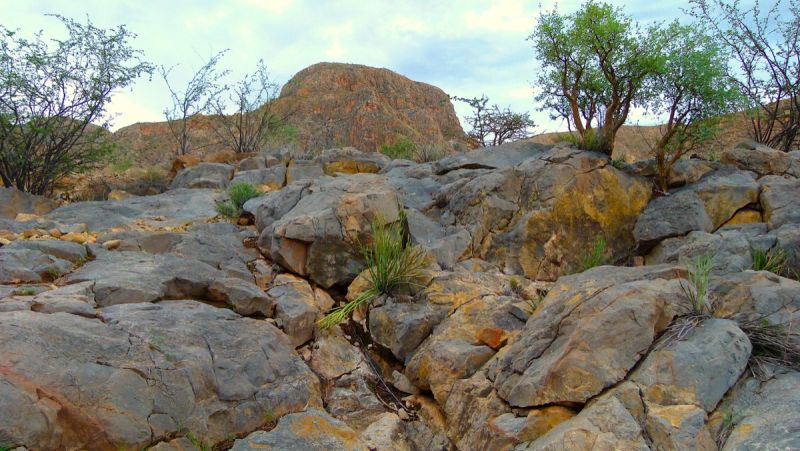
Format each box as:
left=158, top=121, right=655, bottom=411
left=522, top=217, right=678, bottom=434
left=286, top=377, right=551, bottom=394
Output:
left=1, top=141, right=799, bottom=450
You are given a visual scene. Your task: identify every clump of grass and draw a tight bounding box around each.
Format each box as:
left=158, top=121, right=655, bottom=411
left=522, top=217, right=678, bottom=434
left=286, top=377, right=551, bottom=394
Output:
left=319, top=212, right=426, bottom=328
left=185, top=432, right=210, bottom=451
left=610, top=156, right=628, bottom=170
left=507, top=276, right=524, bottom=297
left=215, top=181, right=262, bottom=219
left=13, top=287, right=37, bottom=296
left=738, top=318, right=800, bottom=380
left=683, top=253, right=714, bottom=315
left=413, top=144, right=447, bottom=163
left=380, top=136, right=416, bottom=160
left=556, top=129, right=604, bottom=153
left=751, top=246, right=788, bottom=275
left=581, top=236, right=606, bottom=271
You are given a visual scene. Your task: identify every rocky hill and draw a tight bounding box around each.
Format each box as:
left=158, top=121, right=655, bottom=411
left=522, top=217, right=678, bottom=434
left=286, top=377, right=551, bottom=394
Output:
left=107, top=63, right=468, bottom=169
left=1, top=141, right=799, bottom=450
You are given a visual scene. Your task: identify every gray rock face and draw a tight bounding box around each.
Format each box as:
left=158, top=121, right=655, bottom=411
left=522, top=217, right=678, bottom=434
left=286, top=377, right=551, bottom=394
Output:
left=65, top=251, right=273, bottom=315
left=47, top=189, right=220, bottom=231
left=286, top=160, right=325, bottom=183
left=631, top=318, right=751, bottom=412
left=712, top=270, right=800, bottom=325
left=490, top=265, right=685, bottom=408
left=631, top=158, right=716, bottom=188
left=691, top=168, right=759, bottom=228
left=0, top=187, right=58, bottom=219
left=231, top=409, right=366, bottom=451
left=231, top=165, right=287, bottom=189
left=254, top=174, right=400, bottom=288
left=720, top=370, right=800, bottom=450
left=634, top=190, right=714, bottom=252
left=760, top=175, right=800, bottom=229
left=721, top=141, right=791, bottom=176
left=646, top=229, right=754, bottom=274
left=169, top=162, right=235, bottom=189
left=237, top=155, right=267, bottom=171
left=0, top=301, right=321, bottom=450
left=0, top=247, right=72, bottom=284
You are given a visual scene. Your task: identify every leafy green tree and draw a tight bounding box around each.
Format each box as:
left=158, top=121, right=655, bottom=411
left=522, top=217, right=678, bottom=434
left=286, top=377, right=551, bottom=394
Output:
left=530, top=1, right=664, bottom=155
left=690, top=0, right=799, bottom=152
left=643, top=23, right=740, bottom=192
left=0, top=15, right=152, bottom=194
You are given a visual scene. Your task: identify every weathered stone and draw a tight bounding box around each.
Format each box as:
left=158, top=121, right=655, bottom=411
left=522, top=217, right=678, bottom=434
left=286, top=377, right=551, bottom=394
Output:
left=268, top=274, right=325, bottom=347
left=719, top=370, right=800, bottom=450
left=286, top=160, right=324, bottom=183
left=760, top=175, right=800, bottom=229
left=309, top=328, right=362, bottom=381
left=231, top=165, right=286, bottom=190
left=691, top=168, right=759, bottom=229
left=0, top=248, right=72, bottom=284
left=324, top=363, right=387, bottom=431
left=443, top=371, right=513, bottom=450
left=231, top=409, right=366, bottom=451
left=634, top=190, right=714, bottom=251
left=646, top=229, right=753, bottom=274
left=30, top=281, right=96, bottom=317
left=255, top=174, right=400, bottom=288
left=631, top=319, right=751, bottom=412
left=712, top=270, right=800, bottom=325
left=517, top=394, right=649, bottom=450
left=0, top=301, right=321, bottom=450
left=170, top=162, right=234, bottom=189
left=47, top=189, right=220, bottom=231
left=644, top=403, right=716, bottom=451
left=3, top=239, right=88, bottom=264
left=491, top=265, right=685, bottom=408
left=359, top=413, right=411, bottom=451
left=630, top=158, right=716, bottom=188
left=318, top=147, right=391, bottom=175
left=237, top=155, right=267, bottom=171
left=721, top=140, right=791, bottom=176
left=0, top=187, right=57, bottom=220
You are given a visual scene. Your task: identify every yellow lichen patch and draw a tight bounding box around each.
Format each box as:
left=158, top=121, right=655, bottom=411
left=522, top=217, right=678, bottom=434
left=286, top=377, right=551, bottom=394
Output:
left=518, top=406, right=577, bottom=442
left=323, top=161, right=380, bottom=175
left=648, top=404, right=702, bottom=428
left=288, top=414, right=361, bottom=446
left=724, top=209, right=762, bottom=226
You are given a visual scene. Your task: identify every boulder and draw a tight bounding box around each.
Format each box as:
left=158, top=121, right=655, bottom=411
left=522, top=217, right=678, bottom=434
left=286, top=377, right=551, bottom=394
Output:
left=490, top=265, right=685, bottom=408
left=719, top=370, right=800, bottom=450
left=634, top=190, right=714, bottom=252
left=286, top=160, right=324, bottom=183
left=690, top=168, right=759, bottom=229
left=254, top=174, right=400, bottom=288
left=237, top=155, right=267, bottom=171
left=231, top=165, right=287, bottom=190
left=169, top=162, right=234, bottom=189
left=268, top=274, right=329, bottom=347
left=231, top=409, right=366, bottom=451
left=0, top=247, right=73, bottom=284
left=0, top=301, right=321, bottom=450
left=630, top=318, right=751, bottom=412
left=47, top=189, right=220, bottom=231
left=317, top=147, right=391, bottom=175
left=712, top=270, right=800, bottom=325
left=644, top=404, right=716, bottom=451
left=630, top=158, right=716, bottom=188
left=646, top=228, right=754, bottom=274
left=720, top=140, right=791, bottom=176
left=0, top=187, right=57, bottom=219
left=30, top=281, right=96, bottom=317
left=760, top=175, right=800, bottom=229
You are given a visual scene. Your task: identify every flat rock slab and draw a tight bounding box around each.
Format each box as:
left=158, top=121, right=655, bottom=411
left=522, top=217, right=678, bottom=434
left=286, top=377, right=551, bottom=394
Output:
left=0, top=301, right=321, bottom=450
left=170, top=162, right=234, bottom=189
left=46, top=189, right=220, bottom=231
left=232, top=409, right=367, bottom=451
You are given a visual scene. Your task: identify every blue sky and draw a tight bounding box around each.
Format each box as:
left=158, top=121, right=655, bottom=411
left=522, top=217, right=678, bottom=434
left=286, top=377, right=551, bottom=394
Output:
left=3, top=1, right=713, bottom=132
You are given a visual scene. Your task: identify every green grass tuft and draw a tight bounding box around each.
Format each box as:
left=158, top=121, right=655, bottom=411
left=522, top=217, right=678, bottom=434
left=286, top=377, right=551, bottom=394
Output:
left=581, top=236, right=606, bottom=271
left=751, top=246, right=789, bottom=275
left=215, top=181, right=262, bottom=220
left=319, top=211, right=426, bottom=329
left=380, top=136, right=416, bottom=160
left=683, top=253, right=714, bottom=314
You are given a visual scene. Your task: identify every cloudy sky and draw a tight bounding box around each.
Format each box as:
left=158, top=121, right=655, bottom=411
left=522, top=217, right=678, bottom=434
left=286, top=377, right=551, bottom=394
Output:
left=5, top=1, right=711, bottom=132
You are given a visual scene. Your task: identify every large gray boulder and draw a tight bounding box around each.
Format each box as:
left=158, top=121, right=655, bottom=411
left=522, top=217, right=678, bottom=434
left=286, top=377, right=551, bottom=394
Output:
left=0, top=301, right=321, bottom=450
left=169, top=162, right=234, bottom=189
left=47, top=188, right=220, bottom=231
left=231, top=164, right=287, bottom=190
left=253, top=174, right=400, bottom=288
left=720, top=140, right=791, bottom=176
left=760, top=175, right=800, bottom=229
left=634, top=190, right=714, bottom=251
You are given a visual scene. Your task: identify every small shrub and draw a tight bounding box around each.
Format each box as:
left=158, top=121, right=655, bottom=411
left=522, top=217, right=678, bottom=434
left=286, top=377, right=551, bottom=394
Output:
left=716, top=408, right=742, bottom=448
left=14, top=287, right=37, bottom=296
left=507, top=276, right=524, bottom=297
left=611, top=157, right=628, bottom=170
left=556, top=129, right=604, bottom=153
left=45, top=267, right=63, bottom=281
left=319, top=212, right=426, bottom=328
left=683, top=253, right=714, bottom=314
left=215, top=181, right=261, bottom=220
left=751, top=247, right=788, bottom=275
left=185, top=432, right=210, bottom=451
left=413, top=144, right=447, bottom=163
left=380, top=137, right=416, bottom=160
left=124, top=166, right=170, bottom=196
left=581, top=236, right=606, bottom=271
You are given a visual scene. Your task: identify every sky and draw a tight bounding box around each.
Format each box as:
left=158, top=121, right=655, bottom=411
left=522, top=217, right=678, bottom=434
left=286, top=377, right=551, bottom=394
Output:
left=3, top=1, right=712, bottom=133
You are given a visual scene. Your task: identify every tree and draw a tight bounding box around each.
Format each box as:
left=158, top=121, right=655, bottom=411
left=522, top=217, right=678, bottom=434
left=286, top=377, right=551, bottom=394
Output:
left=453, top=95, right=536, bottom=147
left=160, top=50, right=229, bottom=156
left=690, top=0, right=799, bottom=152
left=530, top=1, right=664, bottom=155
left=209, top=60, right=285, bottom=154
left=643, top=23, right=741, bottom=192
left=0, top=15, right=152, bottom=194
